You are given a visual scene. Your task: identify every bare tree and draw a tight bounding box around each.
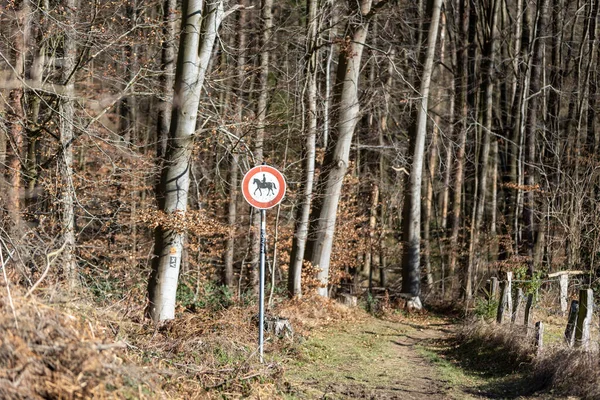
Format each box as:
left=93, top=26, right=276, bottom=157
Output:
left=305, top=0, right=387, bottom=297
left=249, top=0, right=273, bottom=294
left=156, top=0, right=177, bottom=161
left=147, top=0, right=227, bottom=322
left=399, top=0, right=443, bottom=309
left=288, top=0, right=319, bottom=298
left=60, top=0, right=79, bottom=289
left=465, top=0, right=499, bottom=299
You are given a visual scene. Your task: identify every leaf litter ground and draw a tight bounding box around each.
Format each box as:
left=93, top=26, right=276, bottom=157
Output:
left=0, top=286, right=574, bottom=399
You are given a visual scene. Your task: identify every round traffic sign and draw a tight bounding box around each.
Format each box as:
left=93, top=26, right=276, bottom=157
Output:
left=242, top=165, right=286, bottom=209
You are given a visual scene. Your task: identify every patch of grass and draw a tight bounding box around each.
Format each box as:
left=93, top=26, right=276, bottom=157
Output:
left=283, top=318, right=411, bottom=398
left=417, top=345, right=474, bottom=388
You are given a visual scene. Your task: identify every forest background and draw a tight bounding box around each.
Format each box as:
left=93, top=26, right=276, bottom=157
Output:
left=0, top=0, right=596, bottom=321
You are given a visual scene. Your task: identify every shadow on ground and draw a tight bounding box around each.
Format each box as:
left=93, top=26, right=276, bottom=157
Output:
left=428, top=335, right=551, bottom=399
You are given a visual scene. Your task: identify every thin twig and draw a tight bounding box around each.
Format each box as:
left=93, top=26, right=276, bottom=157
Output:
left=0, top=241, right=18, bottom=329
left=25, top=241, right=68, bottom=298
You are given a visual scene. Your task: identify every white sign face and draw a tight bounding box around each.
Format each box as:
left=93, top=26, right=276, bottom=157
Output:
left=242, top=165, right=286, bottom=209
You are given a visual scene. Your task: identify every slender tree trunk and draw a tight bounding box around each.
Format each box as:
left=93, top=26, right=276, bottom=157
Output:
left=60, top=0, right=78, bottom=289
left=423, top=123, right=438, bottom=288
left=156, top=0, right=176, bottom=161
left=120, top=0, right=138, bottom=145
left=228, top=1, right=249, bottom=290
left=6, top=1, right=30, bottom=230
left=400, top=0, right=443, bottom=308
left=147, top=0, right=226, bottom=322
left=367, top=184, right=379, bottom=291
left=523, top=0, right=548, bottom=273
left=322, top=0, right=338, bottom=150
left=249, top=0, right=272, bottom=294
left=305, top=0, right=381, bottom=297
left=447, top=0, right=469, bottom=296
left=509, top=3, right=531, bottom=256
left=440, top=9, right=453, bottom=234
left=221, top=27, right=237, bottom=289
left=25, top=0, right=49, bottom=208
left=490, top=138, right=499, bottom=260
left=288, top=0, right=318, bottom=298
left=378, top=47, right=395, bottom=290
left=465, top=0, right=499, bottom=299
left=224, top=152, right=239, bottom=287
left=423, top=7, right=447, bottom=291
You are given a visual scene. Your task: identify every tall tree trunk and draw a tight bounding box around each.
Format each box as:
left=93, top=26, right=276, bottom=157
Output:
left=6, top=1, right=30, bottom=230
left=60, top=0, right=78, bottom=289
left=423, top=124, right=438, bottom=289
left=378, top=47, right=395, bottom=290
left=220, top=27, right=237, bottom=290
left=305, top=0, right=382, bottom=297
left=508, top=1, right=531, bottom=256
left=25, top=0, right=49, bottom=208
left=147, top=0, right=226, bottom=322
left=322, top=0, right=338, bottom=149
left=423, top=7, right=447, bottom=291
left=465, top=0, right=499, bottom=299
left=447, top=0, right=469, bottom=296
left=156, top=0, right=176, bottom=161
left=440, top=9, right=453, bottom=234
left=523, top=0, right=548, bottom=273
left=288, top=0, right=319, bottom=298
left=400, top=0, right=443, bottom=308
left=249, top=0, right=272, bottom=294
left=367, top=184, right=379, bottom=291
left=224, top=152, right=239, bottom=287
left=228, top=1, right=248, bottom=290
left=489, top=138, right=499, bottom=260
left=120, top=0, right=138, bottom=144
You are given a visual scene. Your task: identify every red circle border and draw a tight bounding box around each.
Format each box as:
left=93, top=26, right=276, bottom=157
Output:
left=242, top=165, right=287, bottom=209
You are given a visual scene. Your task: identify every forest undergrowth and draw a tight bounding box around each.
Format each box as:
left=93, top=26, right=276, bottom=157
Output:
left=2, top=281, right=592, bottom=399
left=456, top=314, right=600, bottom=399
left=0, top=283, right=364, bottom=399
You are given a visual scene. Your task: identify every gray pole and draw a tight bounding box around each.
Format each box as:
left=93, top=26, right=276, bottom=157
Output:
left=258, top=208, right=266, bottom=362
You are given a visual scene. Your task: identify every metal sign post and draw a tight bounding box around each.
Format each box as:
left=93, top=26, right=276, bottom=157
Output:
left=241, top=165, right=286, bottom=363
left=258, top=209, right=266, bottom=362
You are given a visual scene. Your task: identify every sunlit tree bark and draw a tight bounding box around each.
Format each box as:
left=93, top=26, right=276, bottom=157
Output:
left=305, top=0, right=388, bottom=297
left=147, top=0, right=226, bottom=322
left=399, top=0, right=443, bottom=308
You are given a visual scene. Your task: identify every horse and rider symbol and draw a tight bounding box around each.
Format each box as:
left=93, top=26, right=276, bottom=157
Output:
left=253, top=174, right=277, bottom=196
left=242, top=165, right=286, bottom=209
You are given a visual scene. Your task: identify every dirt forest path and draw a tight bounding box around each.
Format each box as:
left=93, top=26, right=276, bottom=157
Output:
left=282, top=313, right=556, bottom=399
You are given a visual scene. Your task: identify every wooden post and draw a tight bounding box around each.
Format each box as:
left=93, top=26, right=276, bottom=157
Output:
left=490, top=277, right=499, bottom=300
left=559, top=274, right=568, bottom=316
left=506, top=272, right=513, bottom=318
left=496, top=281, right=509, bottom=323
left=564, top=299, right=579, bottom=346
left=575, top=289, right=593, bottom=349
left=524, top=293, right=534, bottom=332
left=534, top=321, right=544, bottom=354
left=512, top=287, right=523, bottom=324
